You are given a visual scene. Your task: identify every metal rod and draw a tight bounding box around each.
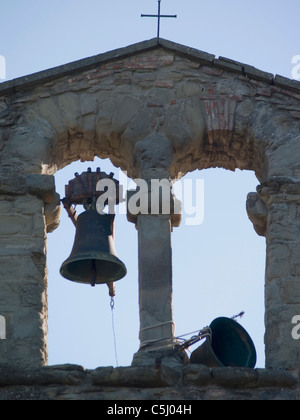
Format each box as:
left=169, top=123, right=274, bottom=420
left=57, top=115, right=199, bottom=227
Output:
left=141, top=14, right=177, bottom=18
left=157, top=0, right=161, bottom=38
left=231, top=311, right=245, bottom=321
left=141, top=0, right=177, bottom=39
left=61, top=198, right=78, bottom=227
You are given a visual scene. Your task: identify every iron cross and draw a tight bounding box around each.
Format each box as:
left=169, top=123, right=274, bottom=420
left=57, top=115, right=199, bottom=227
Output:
left=141, top=0, right=177, bottom=39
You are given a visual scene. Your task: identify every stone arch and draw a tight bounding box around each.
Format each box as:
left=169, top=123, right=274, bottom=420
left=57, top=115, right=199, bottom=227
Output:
left=2, top=44, right=287, bottom=181
left=4, top=79, right=271, bottom=180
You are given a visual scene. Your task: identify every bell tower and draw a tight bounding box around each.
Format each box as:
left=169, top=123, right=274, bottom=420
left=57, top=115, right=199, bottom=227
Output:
left=0, top=38, right=300, bottom=399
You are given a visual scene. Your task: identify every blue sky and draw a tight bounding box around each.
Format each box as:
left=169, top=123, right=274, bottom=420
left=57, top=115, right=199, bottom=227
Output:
left=1, top=0, right=299, bottom=82
left=0, top=0, right=299, bottom=369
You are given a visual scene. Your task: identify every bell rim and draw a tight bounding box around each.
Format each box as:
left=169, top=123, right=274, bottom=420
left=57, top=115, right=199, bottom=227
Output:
left=209, top=317, right=257, bottom=368
left=190, top=317, right=257, bottom=368
left=60, top=252, right=127, bottom=284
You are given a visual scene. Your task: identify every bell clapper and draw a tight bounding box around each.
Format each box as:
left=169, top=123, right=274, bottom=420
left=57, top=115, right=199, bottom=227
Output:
left=91, top=259, right=97, bottom=287
left=108, top=282, right=116, bottom=298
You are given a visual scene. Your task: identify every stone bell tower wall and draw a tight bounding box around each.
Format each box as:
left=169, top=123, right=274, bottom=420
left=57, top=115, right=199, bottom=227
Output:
left=0, top=38, right=300, bottom=398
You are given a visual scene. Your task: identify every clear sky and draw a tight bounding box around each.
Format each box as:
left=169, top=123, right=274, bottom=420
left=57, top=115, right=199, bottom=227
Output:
left=0, top=0, right=299, bottom=369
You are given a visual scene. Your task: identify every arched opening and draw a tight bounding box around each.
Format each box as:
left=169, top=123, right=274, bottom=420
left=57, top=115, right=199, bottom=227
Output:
left=47, top=157, right=139, bottom=368
left=172, top=168, right=266, bottom=368
left=36, top=50, right=268, bottom=368
left=47, top=158, right=266, bottom=368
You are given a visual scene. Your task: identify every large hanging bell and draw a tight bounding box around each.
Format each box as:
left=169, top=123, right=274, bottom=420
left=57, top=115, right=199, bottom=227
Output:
left=190, top=317, right=257, bottom=368
left=60, top=210, right=127, bottom=286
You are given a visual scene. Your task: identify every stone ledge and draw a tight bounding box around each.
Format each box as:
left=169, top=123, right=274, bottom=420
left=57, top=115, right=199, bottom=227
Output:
left=92, top=366, right=181, bottom=388
left=0, top=364, right=299, bottom=400
left=214, top=57, right=244, bottom=75
left=0, top=364, right=86, bottom=387
left=257, top=177, right=300, bottom=206
left=25, top=174, right=56, bottom=204
left=214, top=57, right=275, bottom=84
left=0, top=167, right=56, bottom=204
left=243, top=64, right=274, bottom=84
left=0, top=364, right=298, bottom=390
left=158, top=38, right=215, bottom=65
left=183, top=365, right=297, bottom=389
left=274, top=75, right=300, bottom=93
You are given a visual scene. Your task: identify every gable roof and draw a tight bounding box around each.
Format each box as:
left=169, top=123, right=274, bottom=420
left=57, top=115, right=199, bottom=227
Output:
left=0, top=38, right=300, bottom=96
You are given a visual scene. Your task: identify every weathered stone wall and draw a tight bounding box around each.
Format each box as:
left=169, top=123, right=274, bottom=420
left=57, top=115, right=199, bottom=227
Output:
left=0, top=38, right=300, bottom=395
left=0, top=364, right=299, bottom=400
left=1, top=39, right=300, bottom=181
left=0, top=168, right=60, bottom=366
left=258, top=179, right=300, bottom=369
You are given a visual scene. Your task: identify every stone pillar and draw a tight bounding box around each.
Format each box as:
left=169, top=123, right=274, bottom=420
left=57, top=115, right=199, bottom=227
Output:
left=137, top=214, right=174, bottom=351
left=257, top=178, right=300, bottom=370
left=128, top=197, right=181, bottom=366
left=128, top=133, right=183, bottom=366
left=0, top=167, right=60, bottom=367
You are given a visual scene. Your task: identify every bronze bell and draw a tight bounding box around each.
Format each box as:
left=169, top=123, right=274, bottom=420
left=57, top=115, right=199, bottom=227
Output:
left=190, top=317, right=257, bottom=368
left=60, top=210, right=127, bottom=287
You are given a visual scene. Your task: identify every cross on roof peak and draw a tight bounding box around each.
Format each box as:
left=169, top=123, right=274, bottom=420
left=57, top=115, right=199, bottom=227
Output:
left=141, top=0, right=177, bottom=39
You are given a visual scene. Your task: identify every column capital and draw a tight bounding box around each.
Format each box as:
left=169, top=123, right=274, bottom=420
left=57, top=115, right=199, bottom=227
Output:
left=133, top=133, right=173, bottom=181
left=246, top=192, right=268, bottom=237
left=126, top=184, right=182, bottom=229
left=0, top=164, right=57, bottom=205
left=257, top=177, right=300, bottom=207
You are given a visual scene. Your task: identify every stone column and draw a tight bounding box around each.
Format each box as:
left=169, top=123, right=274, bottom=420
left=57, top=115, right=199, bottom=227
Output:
left=257, top=178, right=300, bottom=370
left=128, top=133, right=183, bottom=366
left=137, top=214, right=174, bottom=351
left=128, top=197, right=181, bottom=366
left=0, top=167, right=60, bottom=367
